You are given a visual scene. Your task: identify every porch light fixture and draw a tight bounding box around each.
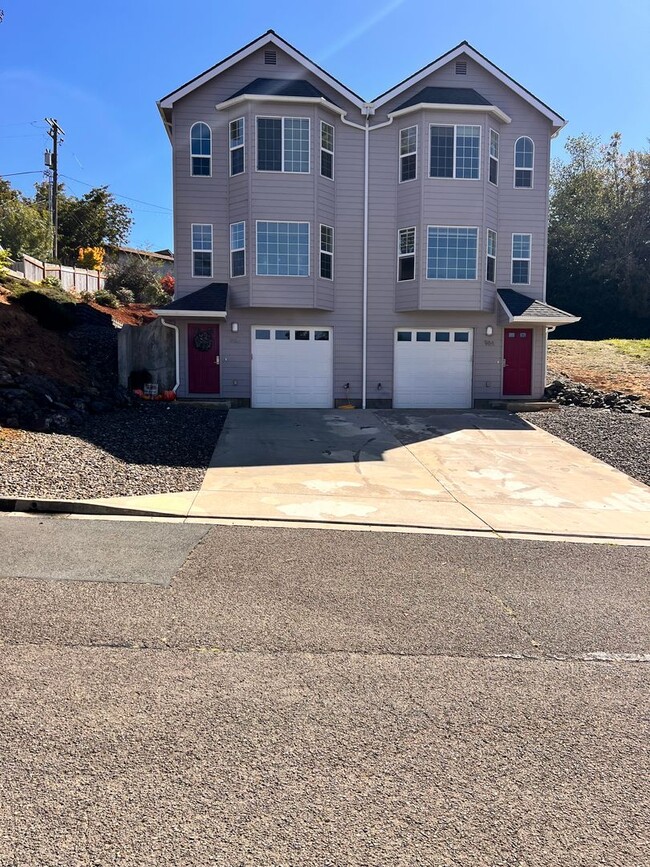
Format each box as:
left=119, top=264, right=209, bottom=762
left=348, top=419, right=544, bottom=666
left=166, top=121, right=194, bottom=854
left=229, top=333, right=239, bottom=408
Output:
left=486, top=326, right=494, bottom=336
left=231, top=322, right=239, bottom=332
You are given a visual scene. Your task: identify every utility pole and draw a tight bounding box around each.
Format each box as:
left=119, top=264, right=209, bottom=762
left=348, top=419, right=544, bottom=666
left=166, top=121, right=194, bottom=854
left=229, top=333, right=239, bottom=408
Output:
left=45, top=118, right=65, bottom=260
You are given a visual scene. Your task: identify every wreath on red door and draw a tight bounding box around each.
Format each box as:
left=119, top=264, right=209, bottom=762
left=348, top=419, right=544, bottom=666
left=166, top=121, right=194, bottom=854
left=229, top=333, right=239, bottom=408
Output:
left=193, top=330, right=213, bottom=352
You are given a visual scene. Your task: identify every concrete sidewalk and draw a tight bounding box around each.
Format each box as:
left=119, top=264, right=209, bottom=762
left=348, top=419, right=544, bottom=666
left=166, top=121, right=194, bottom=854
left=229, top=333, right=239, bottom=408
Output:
left=83, top=409, right=650, bottom=543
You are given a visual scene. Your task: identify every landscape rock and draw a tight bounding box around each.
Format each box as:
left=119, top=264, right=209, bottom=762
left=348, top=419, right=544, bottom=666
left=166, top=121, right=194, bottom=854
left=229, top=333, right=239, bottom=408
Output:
left=545, top=378, right=650, bottom=415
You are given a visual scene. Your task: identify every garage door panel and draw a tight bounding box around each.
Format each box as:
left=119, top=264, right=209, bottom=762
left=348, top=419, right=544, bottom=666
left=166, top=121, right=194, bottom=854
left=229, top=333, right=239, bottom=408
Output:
left=252, top=326, right=333, bottom=408
left=394, top=329, right=473, bottom=409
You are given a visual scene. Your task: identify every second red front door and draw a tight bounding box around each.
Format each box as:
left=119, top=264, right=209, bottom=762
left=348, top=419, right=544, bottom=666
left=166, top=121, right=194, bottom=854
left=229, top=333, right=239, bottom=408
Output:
left=503, top=328, right=533, bottom=395
left=188, top=323, right=220, bottom=394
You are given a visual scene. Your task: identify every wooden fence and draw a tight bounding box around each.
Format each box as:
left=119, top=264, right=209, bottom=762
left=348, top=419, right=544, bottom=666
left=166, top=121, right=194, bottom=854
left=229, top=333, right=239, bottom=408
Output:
left=13, top=253, right=106, bottom=293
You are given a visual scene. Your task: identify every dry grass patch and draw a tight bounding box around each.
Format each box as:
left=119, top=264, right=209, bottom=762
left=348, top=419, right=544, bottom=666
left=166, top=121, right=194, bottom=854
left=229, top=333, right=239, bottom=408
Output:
left=548, top=340, right=650, bottom=403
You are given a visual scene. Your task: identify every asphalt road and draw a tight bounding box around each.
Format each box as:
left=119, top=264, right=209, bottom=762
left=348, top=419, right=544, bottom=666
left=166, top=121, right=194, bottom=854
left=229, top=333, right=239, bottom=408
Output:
left=0, top=515, right=648, bottom=866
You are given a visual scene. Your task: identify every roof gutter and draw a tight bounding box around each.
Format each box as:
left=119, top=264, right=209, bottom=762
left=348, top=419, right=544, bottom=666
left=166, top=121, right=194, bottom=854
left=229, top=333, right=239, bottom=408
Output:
left=388, top=103, right=511, bottom=124
left=216, top=94, right=345, bottom=116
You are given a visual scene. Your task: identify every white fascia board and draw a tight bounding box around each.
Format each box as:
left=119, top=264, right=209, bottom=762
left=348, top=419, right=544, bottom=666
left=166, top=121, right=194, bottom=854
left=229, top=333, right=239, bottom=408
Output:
left=153, top=309, right=227, bottom=318
left=510, top=314, right=581, bottom=325
left=374, top=44, right=566, bottom=131
left=389, top=103, right=511, bottom=124
left=158, top=33, right=365, bottom=111
left=216, top=94, right=346, bottom=117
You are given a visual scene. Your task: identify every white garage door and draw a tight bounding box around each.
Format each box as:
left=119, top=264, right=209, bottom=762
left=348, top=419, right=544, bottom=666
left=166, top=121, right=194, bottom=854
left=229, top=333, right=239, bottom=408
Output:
left=393, top=328, right=473, bottom=408
left=251, top=326, right=333, bottom=408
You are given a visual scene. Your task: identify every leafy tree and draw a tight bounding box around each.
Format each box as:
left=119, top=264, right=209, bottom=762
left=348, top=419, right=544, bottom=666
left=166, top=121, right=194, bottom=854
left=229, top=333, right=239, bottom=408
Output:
left=0, top=180, right=51, bottom=260
left=548, top=133, right=650, bottom=337
left=104, top=255, right=168, bottom=305
left=78, top=246, right=105, bottom=270
left=54, top=185, right=132, bottom=263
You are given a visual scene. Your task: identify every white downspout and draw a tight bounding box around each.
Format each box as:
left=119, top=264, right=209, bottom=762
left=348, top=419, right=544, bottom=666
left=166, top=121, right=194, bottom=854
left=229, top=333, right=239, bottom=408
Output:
left=160, top=317, right=180, bottom=393
left=341, top=108, right=394, bottom=410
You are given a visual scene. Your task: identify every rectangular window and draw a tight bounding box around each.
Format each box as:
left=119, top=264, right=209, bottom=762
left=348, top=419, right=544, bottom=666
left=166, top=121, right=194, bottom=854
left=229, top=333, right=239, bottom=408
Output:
left=320, top=121, right=334, bottom=179
left=229, top=118, right=245, bottom=176
left=486, top=229, right=497, bottom=283
left=399, top=126, right=417, bottom=182
left=230, top=221, right=245, bottom=278
left=320, top=224, right=333, bottom=280
left=257, top=117, right=309, bottom=173
left=430, top=124, right=480, bottom=179
left=256, top=221, right=309, bottom=276
left=191, top=224, right=212, bottom=278
left=427, top=227, right=478, bottom=280
left=512, top=234, right=531, bottom=284
left=397, top=227, right=416, bottom=281
left=489, top=129, right=499, bottom=185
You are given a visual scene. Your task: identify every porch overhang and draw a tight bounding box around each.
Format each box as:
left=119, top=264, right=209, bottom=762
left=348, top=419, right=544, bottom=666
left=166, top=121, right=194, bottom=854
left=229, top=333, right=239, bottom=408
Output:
left=497, top=288, right=580, bottom=327
left=153, top=282, right=228, bottom=318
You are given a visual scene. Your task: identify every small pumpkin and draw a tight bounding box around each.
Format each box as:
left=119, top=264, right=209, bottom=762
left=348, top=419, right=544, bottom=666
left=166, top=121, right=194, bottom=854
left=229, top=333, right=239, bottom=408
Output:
left=133, top=389, right=144, bottom=398
left=161, top=390, right=176, bottom=401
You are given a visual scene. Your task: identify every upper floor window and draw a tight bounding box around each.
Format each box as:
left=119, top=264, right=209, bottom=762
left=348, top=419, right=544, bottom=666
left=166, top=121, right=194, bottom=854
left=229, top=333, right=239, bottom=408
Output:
left=427, top=227, right=478, bottom=280
left=512, top=233, right=531, bottom=284
left=191, top=223, right=212, bottom=277
left=190, top=122, right=211, bottom=176
left=514, top=137, right=534, bottom=188
left=489, top=129, right=499, bottom=185
left=257, top=117, right=309, bottom=173
left=430, top=125, right=480, bottom=179
left=399, top=126, right=417, bottom=182
left=320, top=225, right=333, bottom=279
left=230, top=222, right=245, bottom=277
left=230, top=118, right=245, bottom=176
left=320, top=122, right=334, bottom=179
left=486, top=229, right=497, bottom=282
left=397, top=227, right=416, bottom=281
left=256, top=221, right=309, bottom=276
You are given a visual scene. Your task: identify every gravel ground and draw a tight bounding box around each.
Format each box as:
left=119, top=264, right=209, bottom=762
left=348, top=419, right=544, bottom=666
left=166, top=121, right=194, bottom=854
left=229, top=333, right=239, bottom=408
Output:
left=519, top=406, right=650, bottom=486
left=0, top=403, right=227, bottom=499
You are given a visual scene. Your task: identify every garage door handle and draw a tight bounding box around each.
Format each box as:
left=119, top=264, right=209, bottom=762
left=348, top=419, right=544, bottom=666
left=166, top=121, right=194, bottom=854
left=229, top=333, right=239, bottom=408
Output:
left=214, top=355, right=220, bottom=366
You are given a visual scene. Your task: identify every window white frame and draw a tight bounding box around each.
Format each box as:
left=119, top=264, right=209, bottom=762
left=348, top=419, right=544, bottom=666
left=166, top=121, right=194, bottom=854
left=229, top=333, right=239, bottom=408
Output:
left=489, top=128, right=499, bottom=186
left=514, top=136, right=534, bottom=188
left=397, top=227, right=416, bottom=281
left=399, top=125, right=418, bottom=183
left=319, top=224, right=334, bottom=280
left=229, top=117, right=245, bottom=176
left=429, top=124, right=481, bottom=180
left=255, top=220, right=311, bottom=277
left=511, top=233, right=532, bottom=285
left=426, top=225, right=479, bottom=280
left=230, top=221, right=246, bottom=278
left=190, top=122, right=212, bottom=177
left=320, top=121, right=334, bottom=180
left=191, top=223, right=213, bottom=278
left=486, top=229, right=497, bottom=283
left=256, top=116, right=311, bottom=174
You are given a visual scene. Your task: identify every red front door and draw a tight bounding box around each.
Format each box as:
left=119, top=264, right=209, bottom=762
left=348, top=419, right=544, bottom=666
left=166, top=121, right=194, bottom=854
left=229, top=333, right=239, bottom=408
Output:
left=188, top=323, right=220, bottom=394
left=503, top=328, right=533, bottom=395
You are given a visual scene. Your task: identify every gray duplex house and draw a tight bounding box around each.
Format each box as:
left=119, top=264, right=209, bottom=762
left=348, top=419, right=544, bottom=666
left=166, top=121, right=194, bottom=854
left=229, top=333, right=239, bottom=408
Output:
left=154, top=31, right=578, bottom=408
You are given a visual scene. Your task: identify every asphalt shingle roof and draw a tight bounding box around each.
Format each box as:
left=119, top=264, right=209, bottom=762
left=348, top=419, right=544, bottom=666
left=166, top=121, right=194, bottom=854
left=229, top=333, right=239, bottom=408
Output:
left=161, top=283, right=228, bottom=312
left=395, top=86, right=492, bottom=111
left=498, top=288, right=576, bottom=320
left=226, top=78, right=334, bottom=103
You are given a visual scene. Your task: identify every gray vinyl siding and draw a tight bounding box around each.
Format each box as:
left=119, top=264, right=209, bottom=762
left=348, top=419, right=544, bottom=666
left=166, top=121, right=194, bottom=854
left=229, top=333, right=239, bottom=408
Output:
left=165, top=42, right=554, bottom=404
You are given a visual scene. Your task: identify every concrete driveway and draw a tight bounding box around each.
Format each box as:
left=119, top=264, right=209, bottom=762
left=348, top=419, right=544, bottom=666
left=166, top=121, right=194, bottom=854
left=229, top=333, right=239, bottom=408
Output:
left=188, top=409, right=650, bottom=541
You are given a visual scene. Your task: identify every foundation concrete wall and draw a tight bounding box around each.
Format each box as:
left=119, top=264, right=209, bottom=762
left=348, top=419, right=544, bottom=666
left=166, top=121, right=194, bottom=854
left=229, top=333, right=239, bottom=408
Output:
left=118, top=319, right=176, bottom=391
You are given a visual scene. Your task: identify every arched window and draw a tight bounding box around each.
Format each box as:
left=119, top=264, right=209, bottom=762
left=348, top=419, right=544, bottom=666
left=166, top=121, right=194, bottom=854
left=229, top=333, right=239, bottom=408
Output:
left=514, top=136, right=534, bottom=188
left=190, top=122, right=211, bottom=176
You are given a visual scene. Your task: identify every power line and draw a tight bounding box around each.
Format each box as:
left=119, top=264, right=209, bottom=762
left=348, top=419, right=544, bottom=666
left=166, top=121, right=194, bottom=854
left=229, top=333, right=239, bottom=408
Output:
left=0, top=170, right=43, bottom=177
left=59, top=173, right=172, bottom=212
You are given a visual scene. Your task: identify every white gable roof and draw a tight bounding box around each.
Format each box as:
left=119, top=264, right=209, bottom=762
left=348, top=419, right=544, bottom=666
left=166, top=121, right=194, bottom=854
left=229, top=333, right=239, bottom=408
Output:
left=372, top=41, right=566, bottom=133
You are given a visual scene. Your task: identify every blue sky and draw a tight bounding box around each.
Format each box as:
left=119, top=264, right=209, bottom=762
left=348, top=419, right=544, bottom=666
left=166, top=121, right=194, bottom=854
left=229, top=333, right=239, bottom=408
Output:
left=1, top=0, right=647, bottom=251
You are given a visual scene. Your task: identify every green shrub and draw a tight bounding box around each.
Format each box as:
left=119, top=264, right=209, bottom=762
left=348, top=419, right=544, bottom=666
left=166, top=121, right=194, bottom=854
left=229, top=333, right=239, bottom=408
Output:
left=94, top=288, right=119, bottom=308
left=41, top=275, right=63, bottom=289
left=0, top=248, right=12, bottom=279
left=104, top=256, right=165, bottom=305
left=115, top=287, right=135, bottom=305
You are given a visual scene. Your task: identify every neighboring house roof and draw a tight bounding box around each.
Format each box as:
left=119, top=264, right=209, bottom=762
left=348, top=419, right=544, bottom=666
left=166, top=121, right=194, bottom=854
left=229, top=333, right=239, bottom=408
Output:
left=226, top=77, right=335, bottom=103
left=497, top=289, right=580, bottom=325
left=109, top=245, right=174, bottom=263
left=373, top=41, right=566, bottom=133
left=395, top=86, right=492, bottom=111
left=154, top=283, right=228, bottom=318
